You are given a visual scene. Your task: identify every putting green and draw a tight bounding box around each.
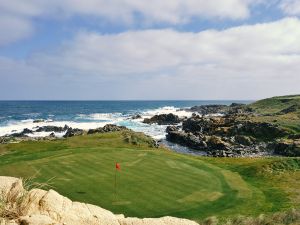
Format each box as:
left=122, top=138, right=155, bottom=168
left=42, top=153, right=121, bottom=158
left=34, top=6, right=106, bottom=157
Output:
left=0, top=132, right=295, bottom=222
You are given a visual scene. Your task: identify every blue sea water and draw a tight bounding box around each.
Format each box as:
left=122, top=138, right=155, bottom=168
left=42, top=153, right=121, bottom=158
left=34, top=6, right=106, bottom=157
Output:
left=0, top=100, right=251, bottom=140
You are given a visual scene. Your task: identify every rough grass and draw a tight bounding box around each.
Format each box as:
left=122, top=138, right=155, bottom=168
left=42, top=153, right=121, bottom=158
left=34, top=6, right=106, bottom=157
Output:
left=0, top=132, right=299, bottom=223
left=247, top=95, right=300, bottom=133
left=250, top=95, right=300, bottom=115
left=200, top=208, right=300, bottom=225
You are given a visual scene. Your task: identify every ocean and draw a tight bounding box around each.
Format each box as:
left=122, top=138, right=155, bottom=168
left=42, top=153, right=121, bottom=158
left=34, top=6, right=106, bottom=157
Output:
left=0, top=100, right=251, bottom=142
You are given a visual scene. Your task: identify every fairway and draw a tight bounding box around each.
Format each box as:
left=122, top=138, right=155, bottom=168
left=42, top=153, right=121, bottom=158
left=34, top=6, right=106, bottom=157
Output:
left=0, top=132, right=298, bottom=222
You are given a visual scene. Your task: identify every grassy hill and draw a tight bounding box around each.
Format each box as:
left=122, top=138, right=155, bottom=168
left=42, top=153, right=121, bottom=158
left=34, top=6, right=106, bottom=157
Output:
left=250, top=95, right=300, bottom=115
left=0, top=131, right=300, bottom=223
left=248, top=95, right=300, bottom=133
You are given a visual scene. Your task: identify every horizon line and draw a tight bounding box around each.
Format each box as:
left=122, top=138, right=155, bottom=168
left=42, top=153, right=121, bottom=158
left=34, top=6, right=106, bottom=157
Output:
left=0, top=99, right=256, bottom=102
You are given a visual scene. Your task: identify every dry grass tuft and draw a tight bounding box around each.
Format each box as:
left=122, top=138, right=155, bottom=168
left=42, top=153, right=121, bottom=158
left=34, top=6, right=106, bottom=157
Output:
left=0, top=177, right=53, bottom=221
left=200, top=209, right=300, bottom=225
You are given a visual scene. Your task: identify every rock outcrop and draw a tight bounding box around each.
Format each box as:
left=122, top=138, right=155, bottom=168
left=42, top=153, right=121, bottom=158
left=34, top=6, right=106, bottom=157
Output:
left=186, top=104, right=253, bottom=116
left=63, top=128, right=84, bottom=138
left=166, top=112, right=292, bottom=157
left=143, top=114, right=181, bottom=125
left=87, top=124, right=129, bottom=135
left=269, top=140, right=300, bottom=157
left=35, top=125, right=69, bottom=133
left=131, top=115, right=142, bottom=120
left=0, top=177, right=198, bottom=225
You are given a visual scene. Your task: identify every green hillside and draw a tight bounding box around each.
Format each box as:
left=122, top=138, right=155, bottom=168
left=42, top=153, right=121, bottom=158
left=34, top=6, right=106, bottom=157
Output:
left=250, top=95, right=300, bottom=115
left=248, top=95, right=300, bottom=133
left=0, top=131, right=299, bottom=223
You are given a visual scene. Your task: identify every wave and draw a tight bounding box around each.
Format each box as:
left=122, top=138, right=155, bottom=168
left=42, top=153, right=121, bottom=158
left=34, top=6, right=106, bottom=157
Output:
left=0, top=106, right=193, bottom=140
left=141, top=106, right=193, bottom=118
left=76, top=113, right=123, bottom=121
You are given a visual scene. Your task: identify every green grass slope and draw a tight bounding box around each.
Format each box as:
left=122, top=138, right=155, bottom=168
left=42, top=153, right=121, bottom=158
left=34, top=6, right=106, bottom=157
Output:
left=248, top=94, right=300, bottom=133
left=0, top=132, right=299, bottom=223
left=250, top=94, right=300, bottom=115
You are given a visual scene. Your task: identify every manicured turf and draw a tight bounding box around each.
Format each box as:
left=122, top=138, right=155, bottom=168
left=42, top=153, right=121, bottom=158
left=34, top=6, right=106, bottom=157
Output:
left=0, top=132, right=299, bottom=222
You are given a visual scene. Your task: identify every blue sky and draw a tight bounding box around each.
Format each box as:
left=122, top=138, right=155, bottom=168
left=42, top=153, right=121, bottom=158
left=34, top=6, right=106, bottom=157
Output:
left=0, top=0, right=300, bottom=100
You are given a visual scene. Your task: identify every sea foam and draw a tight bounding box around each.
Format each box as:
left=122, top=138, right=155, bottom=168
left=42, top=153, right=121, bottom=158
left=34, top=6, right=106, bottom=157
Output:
left=0, top=106, right=192, bottom=140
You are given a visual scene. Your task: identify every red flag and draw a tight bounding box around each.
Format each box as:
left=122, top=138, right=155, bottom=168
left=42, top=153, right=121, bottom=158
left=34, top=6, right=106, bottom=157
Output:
left=116, top=162, right=120, bottom=171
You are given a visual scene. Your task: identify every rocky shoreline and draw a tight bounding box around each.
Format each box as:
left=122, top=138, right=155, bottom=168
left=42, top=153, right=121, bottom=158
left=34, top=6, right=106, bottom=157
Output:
left=1, top=102, right=300, bottom=157
left=143, top=103, right=300, bottom=157
left=0, top=124, right=128, bottom=144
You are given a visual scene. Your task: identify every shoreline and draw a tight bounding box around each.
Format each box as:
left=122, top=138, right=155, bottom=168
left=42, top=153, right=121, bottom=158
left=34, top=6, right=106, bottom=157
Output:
left=1, top=96, right=300, bottom=158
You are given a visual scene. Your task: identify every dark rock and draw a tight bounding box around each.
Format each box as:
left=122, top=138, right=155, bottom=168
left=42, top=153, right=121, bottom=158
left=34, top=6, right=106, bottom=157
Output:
left=289, top=134, right=300, bottom=139
left=166, top=130, right=207, bottom=150
left=230, top=103, right=245, bottom=107
left=87, top=124, right=128, bottom=134
left=131, top=114, right=142, bottom=119
left=8, top=128, right=34, bottom=138
left=36, top=125, right=69, bottom=133
left=270, top=141, right=300, bottom=156
left=228, top=121, right=289, bottom=140
left=187, top=103, right=253, bottom=116
left=21, top=128, right=33, bottom=135
left=63, top=128, right=84, bottom=138
left=183, top=117, right=206, bottom=134
left=234, top=135, right=254, bottom=146
left=143, top=113, right=181, bottom=125
left=207, top=136, right=231, bottom=150
left=166, top=126, right=179, bottom=133
left=33, top=119, right=45, bottom=123
left=188, top=105, right=229, bottom=115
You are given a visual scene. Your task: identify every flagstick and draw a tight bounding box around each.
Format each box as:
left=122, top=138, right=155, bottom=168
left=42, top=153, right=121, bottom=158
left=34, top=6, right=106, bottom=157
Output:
left=114, top=167, right=117, bottom=200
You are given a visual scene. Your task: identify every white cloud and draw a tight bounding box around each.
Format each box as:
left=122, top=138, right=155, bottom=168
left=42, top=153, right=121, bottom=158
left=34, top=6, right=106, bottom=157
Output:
left=35, top=17, right=300, bottom=76
left=1, top=17, right=300, bottom=99
left=280, top=0, right=300, bottom=15
left=0, top=14, right=34, bottom=46
left=0, top=0, right=262, bottom=46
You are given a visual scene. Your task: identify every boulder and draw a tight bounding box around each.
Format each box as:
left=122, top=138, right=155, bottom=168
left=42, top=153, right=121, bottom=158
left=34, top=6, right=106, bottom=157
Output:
left=35, top=125, right=69, bottom=133
left=270, top=141, right=300, bottom=157
left=229, top=122, right=289, bottom=140
left=234, top=135, right=254, bottom=146
left=33, top=119, right=45, bottom=123
left=131, top=114, right=142, bottom=120
left=63, top=128, right=84, bottom=138
left=207, top=136, right=231, bottom=150
left=87, top=124, right=128, bottom=135
left=166, top=129, right=207, bottom=150
left=8, top=129, right=34, bottom=138
left=143, top=114, right=181, bottom=125
left=182, top=117, right=212, bottom=134
left=187, top=105, right=229, bottom=115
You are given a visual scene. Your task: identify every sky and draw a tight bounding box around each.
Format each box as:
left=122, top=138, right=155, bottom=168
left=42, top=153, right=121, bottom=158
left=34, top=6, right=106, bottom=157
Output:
left=0, top=0, right=300, bottom=100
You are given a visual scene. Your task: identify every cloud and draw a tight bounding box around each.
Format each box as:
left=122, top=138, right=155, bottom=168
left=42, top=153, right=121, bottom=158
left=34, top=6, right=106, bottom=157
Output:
left=35, top=17, right=300, bottom=77
left=1, top=17, right=300, bottom=99
left=0, top=0, right=262, bottom=46
left=0, top=14, right=34, bottom=46
left=280, top=0, right=300, bottom=15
